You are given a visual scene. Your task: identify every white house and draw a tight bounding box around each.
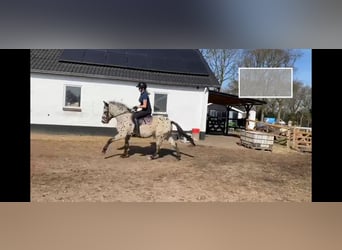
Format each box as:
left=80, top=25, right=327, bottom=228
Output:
left=30, top=49, right=220, bottom=139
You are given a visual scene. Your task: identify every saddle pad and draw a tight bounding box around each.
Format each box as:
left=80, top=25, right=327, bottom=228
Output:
left=139, top=115, right=153, bottom=125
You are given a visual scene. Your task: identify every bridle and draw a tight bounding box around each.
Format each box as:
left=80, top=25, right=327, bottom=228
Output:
left=113, top=110, right=131, bottom=118
left=102, top=107, right=131, bottom=123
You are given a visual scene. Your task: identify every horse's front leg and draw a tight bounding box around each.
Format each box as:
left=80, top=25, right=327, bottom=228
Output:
left=102, top=133, right=126, bottom=154
left=150, top=136, right=165, bottom=160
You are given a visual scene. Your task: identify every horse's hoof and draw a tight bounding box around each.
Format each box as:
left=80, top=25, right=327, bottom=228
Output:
left=102, top=150, right=106, bottom=154
left=120, top=154, right=129, bottom=158
left=149, top=154, right=159, bottom=160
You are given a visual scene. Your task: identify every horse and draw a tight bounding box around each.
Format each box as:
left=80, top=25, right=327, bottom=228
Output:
left=101, top=101, right=195, bottom=160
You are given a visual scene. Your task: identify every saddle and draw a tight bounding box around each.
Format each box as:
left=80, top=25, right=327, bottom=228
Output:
left=138, top=115, right=153, bottom=126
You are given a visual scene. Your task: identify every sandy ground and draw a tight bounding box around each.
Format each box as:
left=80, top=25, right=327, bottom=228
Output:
left=31, top=132, right=311, bottom=202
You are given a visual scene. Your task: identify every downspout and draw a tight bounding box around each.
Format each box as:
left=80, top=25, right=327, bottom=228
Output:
left=199, top=87, right=209, bottom=140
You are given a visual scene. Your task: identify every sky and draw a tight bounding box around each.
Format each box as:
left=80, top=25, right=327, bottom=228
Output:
left=293, top=49, right=312, bottom=86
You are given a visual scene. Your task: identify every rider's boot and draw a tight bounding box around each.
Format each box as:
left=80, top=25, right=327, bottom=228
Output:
left=132, top=118, right=140, bottom=137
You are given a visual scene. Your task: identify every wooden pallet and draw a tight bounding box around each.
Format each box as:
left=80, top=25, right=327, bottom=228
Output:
left=240, top=131, right=274, bottom=152
left=292, top=145, right=312, bottom=153
left=240, top=141, right=273, bottom=151
left=287, top=127, right=312, bottom=153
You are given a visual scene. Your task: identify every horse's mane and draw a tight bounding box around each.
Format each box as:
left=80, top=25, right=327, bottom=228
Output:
left=108, top=101, right=130, bottom=111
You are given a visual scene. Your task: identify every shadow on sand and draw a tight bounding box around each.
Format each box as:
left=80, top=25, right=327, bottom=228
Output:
left=104, top=142, right=194, bottom=160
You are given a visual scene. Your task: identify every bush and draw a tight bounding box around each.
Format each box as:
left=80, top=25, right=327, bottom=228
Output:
left=228, top=121, right=237, bottom=127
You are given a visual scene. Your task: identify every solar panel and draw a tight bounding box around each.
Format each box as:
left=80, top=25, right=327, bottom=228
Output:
left=59, top=49, right=84, bottom=62
left=59, top=49, right=209, bottom=76
left=83, top=50, right=106, bottom=65
left=149, top=55, right=166, bottom=70
left=127, top=54, right=148, bottom=69
left=106, top=51, right=128, bottom=65
left=125, top=49, right=149, bottom=56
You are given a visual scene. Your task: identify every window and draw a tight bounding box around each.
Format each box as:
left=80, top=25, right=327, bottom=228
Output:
left=63, top=85, right=81, bottom=111
left=154, top=93, right=167, bottom=113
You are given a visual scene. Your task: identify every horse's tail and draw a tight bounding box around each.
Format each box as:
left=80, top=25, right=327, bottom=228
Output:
left=171, top=121, right=196, bottom=146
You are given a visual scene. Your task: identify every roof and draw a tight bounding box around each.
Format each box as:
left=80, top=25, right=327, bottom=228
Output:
left=230, top=107, right=246, bottom=113
left=208, top=90, right=267, bottom=107
left=30, top=49, right=220, bottom=88
left=208, top=104, right=246, bottom=113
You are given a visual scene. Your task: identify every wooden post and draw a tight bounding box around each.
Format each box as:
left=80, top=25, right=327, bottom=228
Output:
left=244, top=104, right=253, bottom=130
left=287, top=128, right=291, bottom=148
left=225, top=105, right=231, bottom=135
left=293, top=128, right=297, bottom=150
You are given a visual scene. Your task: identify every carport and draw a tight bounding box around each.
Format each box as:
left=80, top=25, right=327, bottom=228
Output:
left=207, top=90, right=267, bottom=135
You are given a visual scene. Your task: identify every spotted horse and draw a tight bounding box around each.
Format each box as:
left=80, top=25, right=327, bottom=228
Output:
left=101, top=101, right=195, bottom=160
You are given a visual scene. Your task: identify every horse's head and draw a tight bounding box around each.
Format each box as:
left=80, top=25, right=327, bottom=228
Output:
left=101, top=101, right=113, bottom=124
left=101, top=101, right=130, bottom=124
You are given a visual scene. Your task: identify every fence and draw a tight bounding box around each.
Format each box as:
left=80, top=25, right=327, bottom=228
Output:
left=286, top=127, right=312, bottom=152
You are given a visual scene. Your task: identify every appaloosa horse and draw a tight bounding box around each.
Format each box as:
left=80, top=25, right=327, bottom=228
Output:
left=101, top=101, right=195, bottom=160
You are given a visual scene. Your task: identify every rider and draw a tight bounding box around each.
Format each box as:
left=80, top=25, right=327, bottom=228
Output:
left=132, top=82, right=152, bottom=136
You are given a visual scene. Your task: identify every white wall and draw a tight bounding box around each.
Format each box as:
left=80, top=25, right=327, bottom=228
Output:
left=150, top=84, right=207, bottom=131
left=31, top=73, right=208, bottom=131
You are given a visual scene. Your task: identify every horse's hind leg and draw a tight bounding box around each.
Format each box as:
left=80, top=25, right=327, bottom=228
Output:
left=121, top=135, right=131, bottom=158
left=168, top=136, right=181, bottom=160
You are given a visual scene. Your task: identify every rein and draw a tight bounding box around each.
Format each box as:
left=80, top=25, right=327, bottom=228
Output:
left=113, top=110, right=131, bottom=118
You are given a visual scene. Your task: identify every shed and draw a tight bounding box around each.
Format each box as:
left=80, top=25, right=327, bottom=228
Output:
left=207, top=90, right=266, bottom=135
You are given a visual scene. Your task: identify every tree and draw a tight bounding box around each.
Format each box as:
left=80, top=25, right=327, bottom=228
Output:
left=228, top=79, right=239, bottom=95
left=200, top=49, right=240, bottom=92
left=283, top=81, right=311, bottom=126
left=285, top=81, right=306, bottom=113
left=296, top=85, right=312, bottom=127
left=240, top=49, right=302, bottom=122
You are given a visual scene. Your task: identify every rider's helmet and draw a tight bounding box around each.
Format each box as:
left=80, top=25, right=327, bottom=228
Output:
left=136, top=82, right=147, bottom=90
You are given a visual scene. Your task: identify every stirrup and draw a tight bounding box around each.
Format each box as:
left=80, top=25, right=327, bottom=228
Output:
left=132, top=129, right=140, bottom=137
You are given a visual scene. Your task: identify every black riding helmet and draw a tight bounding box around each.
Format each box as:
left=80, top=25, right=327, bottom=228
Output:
left=136, top=82, right=147, bottom=89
